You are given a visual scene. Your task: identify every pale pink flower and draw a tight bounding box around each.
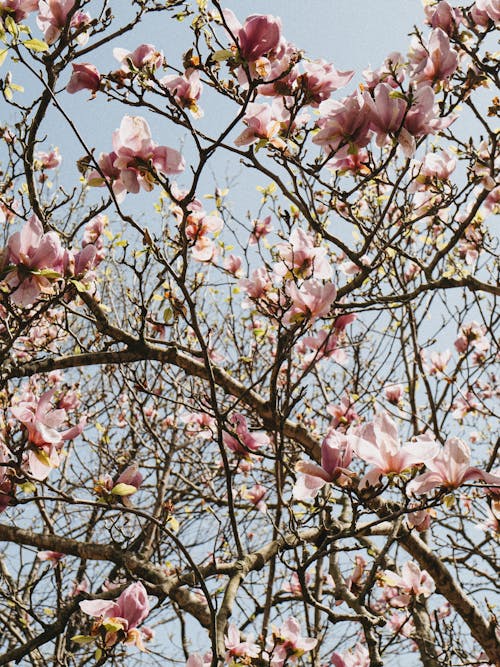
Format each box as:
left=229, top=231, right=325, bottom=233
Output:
left=382, top=561, right=435, bottom=607
left=3, top=216, right=66, bottom=306
left=425, top=1, right=463, bottom=34
left=471, top=0, right=500, bottom=25
left=331, top=643, right=370, bottom=667
left=300, top=59, right=353, bottom=107
left=283, top=280, right=337, bottom=326
left=429, top=349, right=451, bottom=374
left=407, top=437, right=500, bottom=495
left=249, top=215, right=273, bottom=245
left=410, top=28, right=458, bottom=85
left=113, top=43, right=163, bottom=72
left=161, top=70, right=203, bottom=118
left=66, top=62, right=100, bottom=95
left=243, top=483, right=267, bottom=512
left=234, top=100, right=286, bottom=149
left=80, top=581, right=150, bottom=649
left=186, top=652, right=212, bottom=667
left=36, top=0, right=75, bottom=44
left=35, top=147, right=61, bottom=170
left=349, top=412, right=439, bottom=488
left=223, top=413, right=270, bottom=457
left=327, top=393, right=359, bottom=429
left=364, top=82, right=406, bottom=148
left=37, top=550, right=65, bottom=564
left=239, top=267, right=273, bottom=300
left=224, top=254, right=243, bottom=276
left=267, top=617, right=317, bottom=667
left=385, top=383, right=404, bottom=405
left=222, top=9, right=282, bottom=62
left=313, top=92, right=371, bottom=157
left=282, top=572, right=310, bottom=597
left=224, top=623, right=260, bottom=661
left=410, top=149, right=456, bottom=189
left=451, top=392, right=481, bottom=421
left=400, top=85, right=455, bottom=156
left=0, top=0, right=39, bottom=22
left=274, top=228, right=332, bottom=280
left=293, top=430, right=353, bottom=500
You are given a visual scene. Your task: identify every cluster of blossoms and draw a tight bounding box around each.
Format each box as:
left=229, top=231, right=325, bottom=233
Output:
left=77, top=582, right=153, bottom=651
left=0, top=215, right=104, bottom=307
left=0, top=0, right=92, bottom=44
left=294, top=410, right=500, bottom=504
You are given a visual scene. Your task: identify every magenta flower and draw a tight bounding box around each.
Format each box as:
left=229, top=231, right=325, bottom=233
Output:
left=293, top=430, right=353, bottom=500
left=283, top=280, right=337, bottom=326
left=0, top=442, right=13, bottom=513
left=223, top=413, right=269, bottom=457
left=66, top=63, right=101, bottom=95
left=267, top=617, right=317, bottom=667
left=3, top=216, right=66, bottom=306
left=223, top=9, right=282, bottom=62
left=407, top=437, right=500, bottom=495
left=349, top=411, right=439, bottom=488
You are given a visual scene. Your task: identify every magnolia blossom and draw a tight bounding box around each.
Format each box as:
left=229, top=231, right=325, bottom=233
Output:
left=0, top=0, right=38, bottom=21
left=2, top=216, right=67, bottom=306
left=299, top=59, right=353, bottom=106
left=161, top=70, right=203, bottom=118
left=35, top=148, right=62, bottom=170
left=349, top=411, right=439, bottom=488
left=425, top=1, right=463, bottom=34
left=0, top=442, right=13, bottom=513
left=282, top=572, right=310, bottom=597
left=327, top=393, right=359, bottom=429
left=37, top=0, right=90, bottom=44
left=113, top=43, right=163, bottom=72
left=410, top=149, right=456, bottom=189
left=242, top=484, right=267, bottom=512
left=267, top=617, right=317, bottom=667
left=283, top=280, right=337, bottom=326
left=222, top=9, right=282, bottom=62
left=11, top=388, right=85, bottom=480
left=471, top=0, right=500, bottom=25
left=224, top=623, right=260, bottom=661
left=313, top=92, right=371, bottom=157
left=66, top=62, right=101, bottom=95
left=293, top=430, right=353, bottom=500
left=234, top=101, right=286, bottom=150
left=79, top=581, right=150, bottom=650
left=249, top=215, right=273, bottom=245
left=410, top=28, right=458, bottom=86
left=37, top=550, right=65, bottom=564
left=331, top=643, right=370, bottom=667
left=385, top=383, right=404, bottom=405
left=223, top=413, right=270, bottom=457
left=88, top=116, right=185, bottom=200
left=186, top=653, right=212, bottom=667
left=274, top=228, right=332, bottom=280
left=382, top=561, right=435, bottom=607
left=407, top=437, right=500, bottom=495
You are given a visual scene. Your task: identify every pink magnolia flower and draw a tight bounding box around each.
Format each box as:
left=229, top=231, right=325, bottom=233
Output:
left=293, top=430, right=353, bottom=500
left=283, top=280, right=337, bottom=326
left=428, top=349, right=451, bottom=374
left=35, top=147, right=61, bottom=170
left=410, top=148, right=456, bottom=190
left=425, top=1, right=463, bottom=34
left=385, top=383, right=404, bottom=405
left=0, top=0, right=38, bottom=21
left=224, top=623, right=260, bottom=661
left=113, top=43, right=163, bottom=72
left=327, top=393, right=359, bottom=429
left=410, top=28, right=458, bottom=86
left=82, top=214, right=107, bottom=263
left=249, top=215, right=273, bottom=245
left=36, top=0, right=75, bottom=44
left=0, top=442, right=13, bottom=513
left=313, top=92, right=371, bottom=157
left=331, top=643, right=370, bottom=667
left=223, top=413, right=270, bottom=457
left=88, top=116, right=185, bottom=200
left=267, top=617, right=317, bottom=667
left=224, top=254, right=243, bottom=276
left=400, top=85, right=455, bottom=156
left=11, top=388, right=85, bottom=480
left=3, top=216, right=66, bottom=306
left=186, top=653, right=212, bottom=667
left=364, top=82, right=406, bottom=148
left=349, top=411, right=439, bottom=488
left=222, top=9, right=282, bottom=62
left=300, top=59, right=353, bottom=107
left=239, top=266, right=273, bottom=300
left=407, top=437, right=500, bottom=495
left=37, top=550, right=65, bottom=564
left=161, top=70, right=203, bottom=118
left=282, top=572, right=310, bottom=597
left=274, top=228, right=332, bottom=280
left=234, top=100, right=286, bottom=150
left=243, top=483, right=267, bottom=512
left=471, top=0, right=500, bottom=25
left=182, top=411, right=216, bottom=440
left=80, top=581, right=150, bottom=649
left=66, top=62, right=100, bottom=95
left=381, top=561, right=435, bottom=607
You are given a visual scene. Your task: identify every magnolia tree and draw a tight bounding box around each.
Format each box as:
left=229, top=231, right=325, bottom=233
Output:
left=0, top=0, right=498, bottom=665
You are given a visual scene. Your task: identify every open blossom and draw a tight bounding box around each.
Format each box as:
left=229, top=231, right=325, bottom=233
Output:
left=425, top=1, right=463, bottom=34
left=66, top=62, right=100, bottom=95
left=349, top=411, right=439, bottom=488
left=331, top=643, right=370, bottom=667
left=186, top=653, right=212, bottom=667
left=223, top=9, right=282, bottom=62
left=113, top=43, right=163, bottom=72
left=35, top=147, right=61, bottom=170
left=274, top=228, right=332, bottom=280
left=239, top=266, right=273, bottom=300
left=79, top=581, right=150, bottom=650
left=410, top=148, right=456, bottom=190
left=242, top=484, right=267, bottom=512
left=400, top=85, right=455, bottom=156
left=0, top=442, right=13, bottom=513
left=267, top=617, right=317, bottom=667
left=409, top=28, right=458, bottom=86
left=88, top=116, right=184, bottom=201
left=300, top=59, right=353, bottom=106
left=249, top=215, right=273, bottom=245
left=293, top=430, right=353, bottom=500
left=407, top=437, right=500, bottom=495
left=234, top=100, right=286, bottom=149
left=327, top=393, right=359, bottom=429
left=283, top=572, right=310, bottom=597
left=382, top=561, right=435, bottom=607
left=161, top=70, right=203, bottom=118
left=37, top=0, right=90, bottom=45
left=0, top=0, right=39, bottom=21
left=428, top=349, right=451, bottom=374
left=313, top=92, right=371, bottom=157
left=223, top=413, right=270, bottom=457
left=364, top=82, right=406, bottom=148
left=385, top=383, right=404, bottom=405
left=224, top=623, right=260, bottom=661
left=283, top=280, right=337, bottom=326
left=2, top=216, right=66, bottom=306
left=11, top=388, right=86, bottom=480
left=470, top=0, right=500, bottom=25
left=37, top=550, right=65, bottom=564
